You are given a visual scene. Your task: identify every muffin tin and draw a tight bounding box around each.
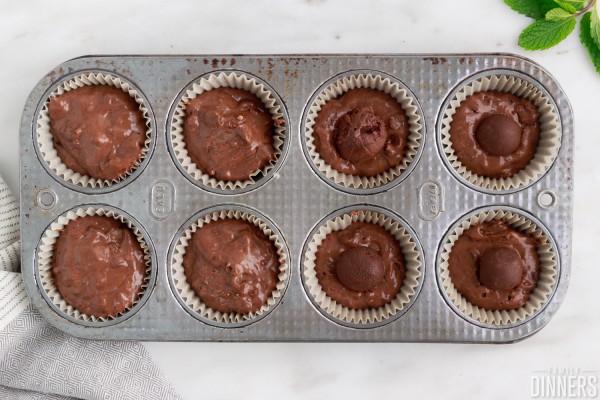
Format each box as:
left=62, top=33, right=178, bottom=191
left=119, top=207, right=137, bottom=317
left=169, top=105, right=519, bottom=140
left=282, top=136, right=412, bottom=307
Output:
left=19, top=54, right=573, bottom=342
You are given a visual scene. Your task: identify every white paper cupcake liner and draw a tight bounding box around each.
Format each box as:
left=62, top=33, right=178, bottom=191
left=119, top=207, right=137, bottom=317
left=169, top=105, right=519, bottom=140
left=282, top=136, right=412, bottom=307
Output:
left=170, top=71, right=286, bottom=191
left=303, top=210, right=422, bottom=324
left=304, top=72, right=423, bottom=190
left=438, top=209, right=558, bottom=325
left=171, top=209, right=289, bottom=324
left=36, top=72, right=152, bottom=189
left=440, top=74, right=561, bottom=191
left=37, top=207, right=153, bottom=323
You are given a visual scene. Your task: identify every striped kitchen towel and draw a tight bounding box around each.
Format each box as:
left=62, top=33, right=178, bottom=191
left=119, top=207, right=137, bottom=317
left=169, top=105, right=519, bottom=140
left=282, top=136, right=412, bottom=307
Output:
left=0, top=175, right=181, bottom=400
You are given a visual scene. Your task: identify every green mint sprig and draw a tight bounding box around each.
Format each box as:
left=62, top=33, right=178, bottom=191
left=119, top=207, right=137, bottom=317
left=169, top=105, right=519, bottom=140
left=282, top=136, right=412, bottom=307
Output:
left=505, top=0, right=600, bottom=74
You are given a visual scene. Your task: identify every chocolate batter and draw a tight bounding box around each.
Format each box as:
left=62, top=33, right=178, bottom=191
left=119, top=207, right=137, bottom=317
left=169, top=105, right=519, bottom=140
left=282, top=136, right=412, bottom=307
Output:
left=48, top=86, right=146, bottom=181
left=449, top=91, right=540, bottom=179
left=182, top=88, right=276, bottom=182
left=315, top=222, right=404, bottom=309
left=52, top=215, right=146, bottom=318
left=448, top=220, right=540, bottom=310
left=183, top=218, right=280, bottom=314
left=313, top=88, right=409, bottom=177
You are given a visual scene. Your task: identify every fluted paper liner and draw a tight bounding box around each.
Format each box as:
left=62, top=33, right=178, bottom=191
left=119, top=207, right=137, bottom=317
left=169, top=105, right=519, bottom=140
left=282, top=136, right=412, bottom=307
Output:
left=37, top=207, right=153, bottom=323
left=36, top=72, right=152, bottom=188
left=305, top=73, right=422, bottom=190
left=171, top=210, right=289, bottom=324
left=439, top=209, right=558, bottom=325
left=303, top=210, right=422, bottom=324
left=170, top=72, right=286, bottom=191
left=440, top=74, right=561, bottom=191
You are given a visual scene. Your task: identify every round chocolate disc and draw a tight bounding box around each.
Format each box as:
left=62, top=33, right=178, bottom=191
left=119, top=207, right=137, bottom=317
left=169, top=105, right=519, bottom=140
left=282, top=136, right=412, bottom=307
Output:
left=478, top=246, right=524, bottom=290
left=335, top=107, right=387, bottom=163
left=335, top=246, right=385, bottom=292
left=475, top=113, right=522, bottom=157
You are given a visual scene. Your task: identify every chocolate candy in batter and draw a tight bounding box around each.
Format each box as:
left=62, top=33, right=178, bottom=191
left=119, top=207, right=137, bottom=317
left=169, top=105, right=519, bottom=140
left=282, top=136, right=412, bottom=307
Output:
left=315, top=221, right=404, bottom=309
left=182, top=218, right=280, bottom=314
left=335, top=108, right=387, bottom=163
left=52, top=215, right=146, bottom=318
left=336, top=246, right=386, bottom=292
left=314, top=88, right=409, bottom=177
left=48, top=85, right=146, bottom=181
left=449, top=91, right=540, bottom=179
left=475, top=114, right=522, bottom=157
left=448, top=220, right=540, bottom=310
left=479, top=247, right=524, bottom=290
left=182, top=87, right=276, bottom=182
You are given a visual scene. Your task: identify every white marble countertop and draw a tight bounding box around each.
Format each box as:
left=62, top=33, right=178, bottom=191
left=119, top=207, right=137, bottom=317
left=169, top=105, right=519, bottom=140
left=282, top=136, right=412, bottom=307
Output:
left=1, top=1, right=598, bottom=398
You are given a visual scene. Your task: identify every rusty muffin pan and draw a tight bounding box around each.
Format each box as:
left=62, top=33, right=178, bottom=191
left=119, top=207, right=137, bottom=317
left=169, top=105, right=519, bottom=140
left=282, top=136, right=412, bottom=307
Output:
left=20, top=54, right=573, bottom=342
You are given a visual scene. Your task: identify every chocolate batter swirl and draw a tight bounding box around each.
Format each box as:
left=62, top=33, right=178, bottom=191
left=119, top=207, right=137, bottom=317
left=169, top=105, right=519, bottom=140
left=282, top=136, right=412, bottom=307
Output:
left=48, top=85, right=146, bottom=181
left=52, top=215, right=146, bottom=318
left=315, top=221, right=404, bottom=309
left=449, top=91, right=540, bottom=179
left=313, top=88, right=409, bottom=177
left=182, top=88, right=276, bottom=182
left=183, top=218, right=280, bottom=314
left=448, top=220, right=540, bottom=310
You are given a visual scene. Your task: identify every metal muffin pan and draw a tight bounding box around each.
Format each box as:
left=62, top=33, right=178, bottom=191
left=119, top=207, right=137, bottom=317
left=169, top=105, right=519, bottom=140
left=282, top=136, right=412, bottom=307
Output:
left=19, top=54, right=574, bottom=342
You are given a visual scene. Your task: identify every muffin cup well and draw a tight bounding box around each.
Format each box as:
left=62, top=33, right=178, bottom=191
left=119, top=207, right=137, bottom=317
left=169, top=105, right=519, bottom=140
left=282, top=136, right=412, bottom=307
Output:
left=170, top=208, right=289, bottom=325
left=304, top=71, right=423, bottom=191
left=439, top=72, right=561, bottom=192
left=438, top=208, right=558, bottom=326
left=302, top=208, right=423, bottom=326
left=36, top=72, right=153, bottom=189
left=170, top=71, right=287, bottom=192
left=36, top=207, right=153, bottom=324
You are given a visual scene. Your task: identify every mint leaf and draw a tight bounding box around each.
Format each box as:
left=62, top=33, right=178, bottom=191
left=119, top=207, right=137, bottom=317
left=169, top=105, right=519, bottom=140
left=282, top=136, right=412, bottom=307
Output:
left=504, top=0, right=560, bottom=20
left=556, top=0, right=587, bottom=11
left=580, top=12, right=600, bottom=73
left=554, top=0, right=578, bottom=13
left=546, top=7, right=574, bottom=20
left=591, top=5, right=600, bottom=48
left=519, top=18, right=577, bottom=49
